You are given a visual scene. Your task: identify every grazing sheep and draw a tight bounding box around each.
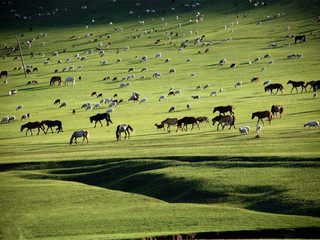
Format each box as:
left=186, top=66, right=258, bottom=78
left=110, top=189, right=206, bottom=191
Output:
left=220, top=88, right=223, bottom=92
left=169, top=106, right=176, bottom=112
left=139, top=98, right=147, bottom=104
left=54, top=99, right=61, bottom=105
left=230, top=63, right=236, bottom=68
left=3, top=80, right=8, bottom=84
left=219, top=59, right=227, bottom=66
left=190, top=73, right=196, bottom=77
left=204, top=84, right=209, bottom=89
left=187, top=103, right=191, bottom=110
left=21, top=114, right=30, bottom=121
left=239, top=127, right=249, bottom=135
left=86, top=105, right=92, bottom=110
left=165, top=58, right=172, bottom=63
left=155, top=53, right=161, bottom=58
left=248, top=61, right=251, bottom=66
left=191, top=95, right=200, bottom=100
left=251, top=76, right=260, bottom=83
left=210, top=90, right=217, bottom=96
left=264, top=54, right=270, bottom=58
left=314, top=93, right=318, bottom=98
left=263, top=80, right=271, bottom=85
left=153, top=72, right=161, bottom=77
left=106, top=108, right=114, bottom=113
left=81, top=103, right=88, bottom=108
left=186, top=58, right=192, bottom=63
left=267, top=60, right=274, bottom=65
left=1, top=116, right=9, bottom=123
left=77, top=65, right=83, bottom=69
left=124, top=46, right=129, bottom=51
left=62, top=67, right=68, bottom=71
left=169, top=69, right=176, bottom=74
left=128, top=67, right=134, bottom=72
left=69, top=66, right=74, bottom=71
left=304, top=121, right=319, bottom=128
left=196, top=85, right=201, bottom=90
left=16, top=105, right=23, bottom=111
left=119, top=83, right=126, bottom=88
left=261, top=67, right=267, bottom=72
left=159, top=95, right=166, bottom=101
left=175, top=90, right=181, bottom=95
left=141, top=67, right=148, bottom=72
left=235, top=81, right=242, bottom=87
left=94, top=103, right=101, bottom=109
left=243, top=126, right=250, bottom=133
left=254, top=57, right=260, bottom=62
left=269, top=43, right=277, bottom=47
left=256, top=124, right=262, bottom=133
left=60, top=102, right=67, bottom=108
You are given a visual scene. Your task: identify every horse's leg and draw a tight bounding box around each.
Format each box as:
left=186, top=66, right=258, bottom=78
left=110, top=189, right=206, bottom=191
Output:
left=124, top=131, right=127, bottom=140
left=26, top=129, right=29, bottom=136
left=50, top=126, right=54, bottom=134
left=197, top=122, right=200, bottom=130
left=261, top=118, right=265, bottom=126
left=127, top=130, right=130, bottom=139
left=75, top=137, right=77, bottom=145
left=290, top=87, right=293, bottom=93
left=94, top=121, right=97, bottom=128
left=30, top=129, right=33, bottom=136
left=99, top=120, right=103, bottom=127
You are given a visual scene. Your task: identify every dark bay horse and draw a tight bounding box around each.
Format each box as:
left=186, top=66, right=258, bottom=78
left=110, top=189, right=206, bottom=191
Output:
left=116, top=124, right=134, bottom=141
left=41, top=120, right=63, bottom=133
left=252, top=111, right=273, bottom=125
left=213, top=105, right=234, bottom=116
left=176, top=117, right=200, bottom=132
left=21, top=121, right=45, bottom=136
left=50, top=76, right=62, bottom=86
left=90, top=113, right=113, bottom=127
left=0, top=71, right=8, bottom=79
left=295, top=35, right=307, bottom=44
left=287, top=80, right=306, bottom=93
left=212, top=115, right=236, bottom=130
left=271, top=105, right=284, bottom=119
left=264, top=83, right=284, bottom=94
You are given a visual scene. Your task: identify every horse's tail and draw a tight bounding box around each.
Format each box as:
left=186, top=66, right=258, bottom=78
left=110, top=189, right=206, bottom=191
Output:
left=116, top=125, right=120, bottom=140
left=70, top=132, right=75, bottom=145
left=127, top=124, right=134, bottom=133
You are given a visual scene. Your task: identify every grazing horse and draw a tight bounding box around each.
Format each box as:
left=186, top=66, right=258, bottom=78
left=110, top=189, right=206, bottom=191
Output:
left=271, top=105, right=284, bottom=119
left=252, top=111, right=273, bottom=125
left=41, top=120, right=63, bottom=133
left=287, top=80, right=306, bottom=93
left=0, top=71, right=8, bottom=79
left=295, top=35, right=307, bottom=44
left=196, top=116, right=210, bottom=127
left=212, top=115, right=236, bottom=130
left=70, top=130, right=89, bottom=145
left=213, top=105, right=234, bottom=116
left=161, top=118, right=179, bottom=132
left=116, top=124, right=134, bottom=141
left=90, top=113, right=113, bottom=127
left=310, top=80, right=320, bottom=92
left=20, top=121, right=45, bottom=136
left=50, top=76, right=62, bottom=86
left=176, top=117, right=200, bottom=132
left=306, top=81, right=316, bottom=92
left=264, top=83, right=284, bottom=94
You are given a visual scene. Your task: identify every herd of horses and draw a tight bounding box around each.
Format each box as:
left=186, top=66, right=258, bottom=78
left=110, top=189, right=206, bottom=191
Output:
left=264, top=80, right=320, bottom=95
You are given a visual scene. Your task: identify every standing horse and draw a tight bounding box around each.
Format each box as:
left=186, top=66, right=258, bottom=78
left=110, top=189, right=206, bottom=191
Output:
left=271, top=105, right=284, bottom=118
left=116, top=124, right=134, bottom=141
left=0, top=71, right=8, bottom=79
left=21, top=121, right=45, bottom=136
left=213, top=105, right=234, bottom=116
left=252, top=111, right=273, bottom=125
left=50, top=76, right=62, bottom=86
left=176, top=117, right=200, bottom=132
left=264, top=83, right=284, bottom=94
left=90, top=113, right=113, bottom=127
left=70, top=130, right=89, bottom=145
left=212, top=115, right=236, bottom=130
left=161, top=118, right=179, bottom=133
left=287, top=80, right=306, bottom=93
left=196, top=116, right=211, bottom=127
left=41, top=120, right=63, bottom=133
left=295, top=35, right=307, bottom=44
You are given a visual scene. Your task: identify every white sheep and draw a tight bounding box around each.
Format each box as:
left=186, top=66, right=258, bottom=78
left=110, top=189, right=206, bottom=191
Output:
left=261, top=67, right=266, bottom=72
left=263, top=80, right=271, bottom=85
left=175, top=90, right=181, bottom=95
left=40, top=42, right=45, bottom=46
left=210, top=91, right=217, bottom=96
left=65, top=76, right=75, bottom=85
left=8, top=116, right=16, bottom=122
left=1, top=116, right=9, bottom=123
left=16, top=105, right=23, bottom=111
left=191, top=95, right=200, bottom=100
left=248, top=61, right=251, bottom=66
left=243, top=126, right=250, bottom=134
left=190, top=73, right=196, bottom=77
left=124, top=46, right=129, bottom=51
left=21, top=114, right=29, bottom=121
left=85, top=105, right=92, bottom=110
left=94, top=103, right=101, bottom=109
left=106, top=108, right=114, bottom=113
left=141, top=67, right=148, bottom=72
left=139, top=98, right=147, bottom=104
left=77, top=65, right=83, bottom=69
left=235, top=81, right=242, bottom=87
left=314, top=93, right=318, bottom=98
left=186, top=58, right=192, bottom=63
left=153, top=72, right=161, bottom=77
left=109, top=102, right=117, bottom=108
left=81, top=103, right=88, bottom=109
left=256, top=125, right=262, bottom=133
left=3, top=80, right=8, bottom=85
left=239, top=127, right=249, bottom=135
left=304, top=121, right=319, bottom=128
left=155, top=53, right=161, bottom=58
left=141, top=75, right=145, bottom=79
left=220, top=88, right=223, bottom=92
left=119, top=83, right=126, bottom=88
left=204, top=84, right=209, bottom=89
left=159, top=95, right=166, bottom=101
left=66, top=58, right=71, bottom=62
left=169, top=106, right=176, bottom=112
left=69, top=66, right=74, bottom=71
left=62, top=67, right=68, bottom=71
left=60, top=102, right=67, bottom=108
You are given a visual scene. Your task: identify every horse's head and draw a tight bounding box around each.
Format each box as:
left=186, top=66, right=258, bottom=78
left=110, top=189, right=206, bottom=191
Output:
left=20, top=124, right=25, bottom=132
left=212, top=118, right=216, bottom=126
left=90, top=117, right=93, bottom=123
left=264, top=86, right=269, bottom=92
left=213, top=107, right=217, bottom=114
left=251, top=113, right=256, bottom=119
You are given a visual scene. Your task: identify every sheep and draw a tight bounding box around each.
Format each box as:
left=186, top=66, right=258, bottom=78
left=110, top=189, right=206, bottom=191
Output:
left=66, top=58, right=71, bottom=62
left=264, top=54, right=270, bottom=58
left=153, top=72, right=161, bottom=77
left=304, top=121, right=319, bottom=128
left=191, top=95, right=200, bottom=100
left=16, top=105, right=23, bottom=111
left=239, top=127, right=249, bottom=135
left=204, top=84, right=209, bottom=89
left=187, top=103, right=191, bottom=110
left=60, top=102, right=67, bottom=108
left=159, top=95, right=166, bottom=101
left=314, top=93, right=318, bottom=98
left=248, top=61, right=251, bottom=66
left=251, top=76, right=259, bottom=83
left=190, top=73, right=196, bottom=77
left=141, top=76, right=145, bottom=79
left=168, top=91, right=175, bottom=96
left=81, top=103, right=88, bottom=108
left=175, top=90, right=181, bottom=95
left=243, top=126, right=250, bottom=133
left=267, top=60, right=274, bottom=65
left=155, top=53, right=161, bottom=58
left=210, top=91, right=217, bottom=96
left=69, top=66, right=74, bottom=71
left=261, top=67, right=266, bottom=72
left=139, top=98, right=147, bottom=104
left=230, top=63, right=236, bottom=68
left=141, top=67, right=148, bottom=72
left=21, top=114, right=30, bottom=121
left=235, top=81, right=242, bottom=87
left=269, top=43, right=277, bottom=47
left=124, top=46, right=129, bottom=51
left=116, top=58, right=121, bottom=64
left=1, top=116, right=9, bottom=123
left=65, top=76, right=75, bottom=85
left=220, top=88, right=223, bottom=92
left=169, top=69, right=176, bottom=74
left=219, top=59, right=226, bottom=66
left=186, top=58, right=192, bottom=63
left=106, top=108, right=114, bottom=113
left=254, top=57, right=260, bottom=62
left=100, top=60, right=107, bottom=65
left=119, top=83, right=126, bottom=88
left=8, top=115, right=15, bottom=122
left=256, top=125, right=262, bottom=133
left=94, top=103, right=101, bottom=109
left=3, top=80, right=8, bottom=85
left=86, top=105, right=92, bottom=110
left=165, top=58, right=172, bottom=63
left=263, top=80, right=271, bottom=85
left=80, top=56, right=86, bottom=61
left=169, top=106, right=176, bottom=112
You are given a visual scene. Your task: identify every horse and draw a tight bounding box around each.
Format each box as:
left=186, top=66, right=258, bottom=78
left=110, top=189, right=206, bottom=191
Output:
left=155, top=123, right=165, bottom=131
left=251, top=111, right=273, bottom=125
left=116, top=124, right=134, bottom=141
left=0, top=71, right=8, bottom=79
left=310, top=80, right=320, bottom=92
left=50, top=76, right=62, bottom=86
left=264, top=83, right=284, bottom=94
left=161, top=118, right=179, bottom=133
left=41, top=120, right=63, bottom=133
left=271, top=105, right=284, bottom=119
left=176, top=117, right=200, bottom=132
left=213, top=105, right=234, bottom=116
left=212, top=115, right=236, bottom=130
left=196, top=116, right=211, bottom=127
left=70, top=130, right=89, bottom=145
left=306, top=81, right=316, bottom=92
left=90, top=113, right=113, bottom=128
left=287, top=80, right=306, bottom=93
left=295, top=35, right=307, bottom=44
left=20, top=121, right=45, bottom=136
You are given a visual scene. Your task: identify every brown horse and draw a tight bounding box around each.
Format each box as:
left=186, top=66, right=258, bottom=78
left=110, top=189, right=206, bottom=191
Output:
left=264, top=83, right=284, bottom=95
left=176, top=117, right=200, bottom=132
left=271, top=105, right=284, bottom=118
left=21, top=121, right=45, bottom=136
left=161, top=118, right=179, bottom=133
left=252, top=111, right=273, bottom=125
left=213, top=105, right=234, bottom=116
left=212, top=115, right=236, bottom=130
left=50, top=76, right=62, bottom=86
left=287, top=80, right=306, bottom=93
left=196, top=116, right=210, bottom=127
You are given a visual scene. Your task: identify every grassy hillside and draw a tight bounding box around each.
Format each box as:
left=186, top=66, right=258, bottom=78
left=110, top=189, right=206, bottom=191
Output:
left=0, top=0, right=319, bottom=239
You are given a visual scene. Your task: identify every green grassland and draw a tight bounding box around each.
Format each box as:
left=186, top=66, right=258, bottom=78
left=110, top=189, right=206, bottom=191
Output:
left=0, top=0, right=320, bottom=239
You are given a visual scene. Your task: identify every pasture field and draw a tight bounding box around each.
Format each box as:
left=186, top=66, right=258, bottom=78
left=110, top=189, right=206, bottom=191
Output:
left=0, top=0, right=320, bottom=239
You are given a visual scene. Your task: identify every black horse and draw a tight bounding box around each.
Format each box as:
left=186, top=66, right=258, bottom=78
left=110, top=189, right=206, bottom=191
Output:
left=0, top=71, right=8, bottom=79
left=295, top=35, right=307, bottom=44
left=90, top=113, right=113, bottom=127
left=41, top=120, right=63, bottom=133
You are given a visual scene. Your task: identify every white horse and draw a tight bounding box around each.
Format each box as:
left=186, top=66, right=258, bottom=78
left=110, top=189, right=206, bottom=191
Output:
left=70, top=130, right=89, bottom=145
left=65, top=76, right=75, bottom=85
left=116, top=124, right=134, bottom=141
